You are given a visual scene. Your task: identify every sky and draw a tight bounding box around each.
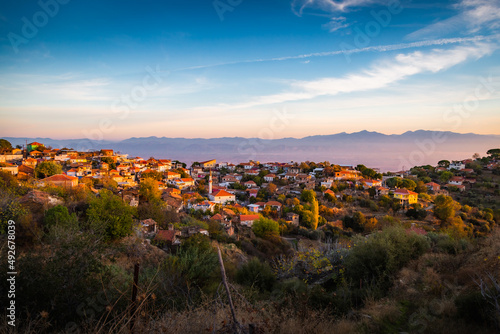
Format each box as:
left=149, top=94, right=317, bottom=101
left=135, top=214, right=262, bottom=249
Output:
left=0, top=0, right=499, bottom=140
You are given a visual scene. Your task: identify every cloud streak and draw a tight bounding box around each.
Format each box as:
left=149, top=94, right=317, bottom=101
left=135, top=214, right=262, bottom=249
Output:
left=174, top=36, right=493, bottom=72
left=291, top=0, right=381, bottom=16
left=202, top=41, right=496, bottom=111
left=407, top=0, right=500, bottom=40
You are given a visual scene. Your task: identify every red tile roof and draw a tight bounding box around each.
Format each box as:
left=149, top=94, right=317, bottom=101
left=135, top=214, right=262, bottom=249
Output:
left=394, top=189, right=417, bottom=195
left=212, top=189, right=234, bottom=197
left=155, top=230, right=177, bottom=242
left=44, top=174, right=78, bottom=181
left=240, top=214, right=260, bottom=221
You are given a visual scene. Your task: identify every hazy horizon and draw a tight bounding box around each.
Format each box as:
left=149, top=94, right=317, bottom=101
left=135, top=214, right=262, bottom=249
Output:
left=4, top=129, right=500, bottom=142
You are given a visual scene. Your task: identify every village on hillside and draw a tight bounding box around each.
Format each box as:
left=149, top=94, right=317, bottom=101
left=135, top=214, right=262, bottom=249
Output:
left=1, top=140, right=499, bottom=245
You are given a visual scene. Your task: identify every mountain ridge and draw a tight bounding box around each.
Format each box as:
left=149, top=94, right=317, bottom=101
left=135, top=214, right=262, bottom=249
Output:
left=3, top=130, right=499, bottom=171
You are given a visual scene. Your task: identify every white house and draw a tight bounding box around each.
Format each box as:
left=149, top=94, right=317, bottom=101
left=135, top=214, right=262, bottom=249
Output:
left=209, top=189, right=236, bottom=204
left=448, top=161, right=465, bottom=170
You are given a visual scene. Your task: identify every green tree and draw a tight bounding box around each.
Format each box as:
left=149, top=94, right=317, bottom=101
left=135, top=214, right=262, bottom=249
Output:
left=420, top=176, right=432, bottom=183
left=141, top=170, right=162, bottom=180
left=439, top=171, right=453, bottom=183
left=99, top=176, right=118, bottom=192
left=486, top=148, right=500, bottom=157
left=86, top=189, right=135, bottom=240
left=100, top=157, right=116, bottom=170
left=35, top=161, right=62, bottom=178
left=402, top=179, right=417, bottom=191
left=137, top=201, right=165, bottom=224
left=311, top=196, right=319, bottom=230
left=438, top=160, right=450, bottom=168
left=415, top=180, right=428, bottom=193
left=356, top=164, right=367, bottom=172
left=386, top=177, right=403, bottom=188
left=43, top=205, right=78, bottom=229
left=342, top=211, right=366, bottom=232
left=368, top=186, right=377, bottom=198
left=0, top=139, right=12, bottom=151
left=139, top=177, right=161, bottom=202
left=300, top=189, right=319, bottom=229
left=301, top=189, right=316, bottom=203
left=434, top=194, right=461, bottom=222
left=252, top=217, right=279, bottom=239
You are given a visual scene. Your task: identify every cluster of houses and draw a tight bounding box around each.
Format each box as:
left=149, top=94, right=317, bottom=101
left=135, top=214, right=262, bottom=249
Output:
left=2, top=142, right=496, bottom=249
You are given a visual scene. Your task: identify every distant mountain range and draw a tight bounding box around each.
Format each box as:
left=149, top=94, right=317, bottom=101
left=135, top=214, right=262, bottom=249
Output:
left=4, top=130, right=500, bottom=171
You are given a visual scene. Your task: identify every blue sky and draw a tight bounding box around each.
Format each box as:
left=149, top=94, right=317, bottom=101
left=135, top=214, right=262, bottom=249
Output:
left=0, top=0, right=499, bottom=140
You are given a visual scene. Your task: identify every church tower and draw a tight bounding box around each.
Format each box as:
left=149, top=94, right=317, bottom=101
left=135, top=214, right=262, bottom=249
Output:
left=208, top=169, right=213, bottom=195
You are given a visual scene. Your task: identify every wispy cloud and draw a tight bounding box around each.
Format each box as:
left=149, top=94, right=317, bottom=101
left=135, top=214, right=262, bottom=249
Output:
left=291, top=0, right=386, bottom=32
left=0, top=74, right=112, bottom=103
left=291, top=0, right=380, bottom=16
left=175, top=35, right=493, bottom=72
left=201, top=41, right=496, bottom=111
left=322, top=16, right=349, bottom=32
left=407, top=0, right=500, bottom=40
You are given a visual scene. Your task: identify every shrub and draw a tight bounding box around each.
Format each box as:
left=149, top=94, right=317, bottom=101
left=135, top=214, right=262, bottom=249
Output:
left=86, top=189, right=135, bottom=240
left=43, top=205, right=78, bottom=230
left=236, top=257, right=276, bottom=292
left=455, top=291, right=493, bottom=325
left=344, top=226, right=430, bottom=292
left=406, top=207, right=427, bottom=220
left=253, top=217, right=279, bottom=239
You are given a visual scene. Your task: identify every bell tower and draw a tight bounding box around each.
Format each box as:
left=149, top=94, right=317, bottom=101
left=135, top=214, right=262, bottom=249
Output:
left=208, top=169, right=213, bottom=195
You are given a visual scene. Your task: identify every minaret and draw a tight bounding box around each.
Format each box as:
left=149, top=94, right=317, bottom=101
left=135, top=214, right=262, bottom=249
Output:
left=208, top=169, right=213, bottom=195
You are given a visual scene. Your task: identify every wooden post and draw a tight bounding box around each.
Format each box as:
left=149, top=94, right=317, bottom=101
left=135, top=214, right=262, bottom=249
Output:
left=217, top=245, right=240, bottom=333
left=130, top=263, right=140, bottom=332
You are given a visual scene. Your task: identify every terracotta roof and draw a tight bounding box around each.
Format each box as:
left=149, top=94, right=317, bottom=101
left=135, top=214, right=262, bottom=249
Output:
left=212, top=213, right=223, bottom=220
left=394, top=189, right=417, bottom=195
left=266, top=201, right=282, bottom=207
left=213, top=189, right=234, bottom=197
left=44, top=174, right=78, bottom=181
left=155, top=230, right=177, bottom=242
left=240, top=214, right=260, bottom=221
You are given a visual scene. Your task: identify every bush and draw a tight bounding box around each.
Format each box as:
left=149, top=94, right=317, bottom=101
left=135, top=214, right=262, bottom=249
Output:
left=406, top=207, right=427, bottom=220
left=43, top=205, right=78, bottom=230
left=86, top=189, right=135, bottom=240
left=12, top=230, right=118, bottom=328
left=160, top=234, right=220, bottom=304
left=236, top=257, right=276, bottom=292
left=455, top=291, right=494, bottom=325
left=253, top=217, right=279, bottom=239
left=427, top=232, right=470, bottom=254
left=344, top=226, right=430, bottom=292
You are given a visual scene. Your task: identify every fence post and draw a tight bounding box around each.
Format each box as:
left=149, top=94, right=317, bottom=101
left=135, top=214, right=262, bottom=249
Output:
left=130, top=263, right=140, bottom=332
left=217, top=245, right=240, bottom=333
